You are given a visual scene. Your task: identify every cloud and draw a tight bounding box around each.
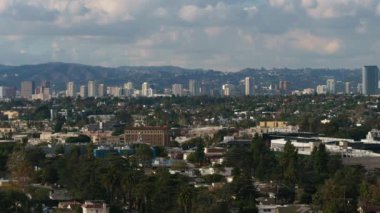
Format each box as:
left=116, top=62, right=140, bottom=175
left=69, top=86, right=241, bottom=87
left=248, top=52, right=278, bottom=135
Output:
left=265, top=30, right=341, bottom=55
left=302, top=0, right=374, bottom=19
left=178, top=5, right=199, bottom=22
left=0, top=0, right=379, bottom=70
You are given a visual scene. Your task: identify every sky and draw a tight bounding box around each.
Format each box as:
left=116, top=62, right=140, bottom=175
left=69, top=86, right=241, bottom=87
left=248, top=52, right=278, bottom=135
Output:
left=0, top=0, right=380, bottom=71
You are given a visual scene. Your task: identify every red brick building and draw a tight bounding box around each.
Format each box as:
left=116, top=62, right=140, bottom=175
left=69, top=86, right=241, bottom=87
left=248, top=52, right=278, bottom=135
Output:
left=124, top=126, right=170, bottom=146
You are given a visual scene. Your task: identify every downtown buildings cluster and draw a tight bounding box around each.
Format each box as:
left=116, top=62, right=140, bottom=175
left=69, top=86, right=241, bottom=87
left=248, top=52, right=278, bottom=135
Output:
left=0, top=65, right=379, bottom=101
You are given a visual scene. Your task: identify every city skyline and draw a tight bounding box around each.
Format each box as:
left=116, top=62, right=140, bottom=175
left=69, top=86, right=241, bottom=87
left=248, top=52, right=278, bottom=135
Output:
left=0, top=1, right=380, bottom=71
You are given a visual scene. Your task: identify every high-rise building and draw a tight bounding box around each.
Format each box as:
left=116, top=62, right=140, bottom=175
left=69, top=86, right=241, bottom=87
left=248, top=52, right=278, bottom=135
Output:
left=362, top=65, right=379, bottom=95
left=98, top=84, right=106, bottom=97
left=326, top=79, right=336, bottom=94
left=189, top=80, right=199, bottom=96
left=244, top=77, right=254, bottom=96
left=279, top=80, right=289, bottom=91
left=79, top=85, right=87, bottom=98
left=222, top=84, right=235, bottom=96
left=172, top=84, right=183, bottom=96
left=141, top=82, right=150, bottom=97
left=316, top=85, right=327, bottom=95
left=124, top=82, right=133, bottom=90
left=345, top=82, right=351, bottom=94
left=109, top=86, right=122, bottom=97
left=20, top=81, right=35, bottom=100
left=66, top=81, right=75, bottom=97
left=0, top=86, right=16, bottom=99
left=87, top=80, right=97, bottom=97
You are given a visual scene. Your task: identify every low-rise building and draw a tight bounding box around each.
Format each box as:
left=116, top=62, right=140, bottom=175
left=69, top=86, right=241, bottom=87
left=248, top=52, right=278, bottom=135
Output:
left=81, top=201, right=109, bottom=213
left=124, top=126, right=170, bottom=146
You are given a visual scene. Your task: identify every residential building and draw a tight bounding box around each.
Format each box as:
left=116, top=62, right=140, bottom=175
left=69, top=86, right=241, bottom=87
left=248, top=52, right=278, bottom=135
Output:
left=98, top=83, right=106, bottom=97
left=326, top=78, right=335, bottom=94
left=79, top=85, right=87, bottom=98
left=141, top=82, right=150, bottom=97
left=189, top=80, right=199, bottom=96
left=124, top=82, right=133, bottom=90
left=245, top=77, right=254, bottom=96
left=172, top=84, right=183, bottom=96
left=362, top=65, right=379, bottom=95
left=87, top=80, right=97, bottom=97
left=66, top=81, right=75, bottom=97
left=316, top=85, right=327, bottom=94
left=345, top=82, right=351, bottom=94
left=279, top=80, right=289, bottom=91
left=222, top=84, right=235, bottom=96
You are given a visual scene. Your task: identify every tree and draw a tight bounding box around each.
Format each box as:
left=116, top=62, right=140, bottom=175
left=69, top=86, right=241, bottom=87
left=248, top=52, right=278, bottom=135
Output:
left=134, top=144, right=153, bottom=167
left=178, top=186, right=193, bottom=213
left=7, top=150, right=35, bottom=191
left=279, top=141, right=298, bottom=184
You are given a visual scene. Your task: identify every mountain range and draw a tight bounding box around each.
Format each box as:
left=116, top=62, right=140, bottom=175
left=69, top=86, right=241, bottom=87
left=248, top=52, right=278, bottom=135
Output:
left=0, top=62, right=361, bottom=91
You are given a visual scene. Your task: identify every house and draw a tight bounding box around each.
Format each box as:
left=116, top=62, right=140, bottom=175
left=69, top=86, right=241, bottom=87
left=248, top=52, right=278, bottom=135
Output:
left=358, top=204, right=380, bottom=213
left=81, top=201, right=109, bottom=213
left=56, top=201, right=81, bottom=212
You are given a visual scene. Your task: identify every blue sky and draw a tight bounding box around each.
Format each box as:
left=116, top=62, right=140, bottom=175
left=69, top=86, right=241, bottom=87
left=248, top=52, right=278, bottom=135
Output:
left=0, top=0, right=379, bottom=71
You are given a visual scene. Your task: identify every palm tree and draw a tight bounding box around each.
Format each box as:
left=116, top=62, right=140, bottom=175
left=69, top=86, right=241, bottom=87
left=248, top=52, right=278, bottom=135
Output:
left=178, top=186, right=193, bottom=213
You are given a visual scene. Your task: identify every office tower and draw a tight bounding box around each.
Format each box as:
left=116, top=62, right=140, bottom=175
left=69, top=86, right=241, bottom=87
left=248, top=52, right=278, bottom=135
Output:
left=279, top=80, right=289, bottom=91
left=326, top=79, right=336, bottom=94
left=79, top=85, right=87, bottom=98
left=200, top=81, right=210, bottom=96
left=87, top=80, right=97, bottom=97
left=244, top=77, right=254, bottom=96
left=316, top=85, right=327, bottom=95
left=20, top=81, right=35, bottom=100
left=66, top=81, right=75, bottom=97
left=98, top=84, right=106, bottom=97
left=362, top=65, right=379, bottom=95
left=0, top=86, right=16, bottom=99
left=222, top=84, right=235, bottom=96
left=124, top=82, right=133, bottom=90
left=141, top=82, right=150, bottom=97
left=335, top=81, right=345, bottom=94
left=345, top=82, right=351, bottom=94
left=172, top=84, right=183, bottom=96
left=109, top=86, right=122, bottom=97
left=189, top=80, right=199, bottom=96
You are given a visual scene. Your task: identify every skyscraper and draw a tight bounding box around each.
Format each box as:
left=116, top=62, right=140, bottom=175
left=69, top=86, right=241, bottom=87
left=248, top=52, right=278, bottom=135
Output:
left=141, top=82, right=150, bottom=97
left=66, top=81, right=75, bottom=97
left=245, top=77, right=254, bottom=96
left=88, top=80, right=97, bottom=97
left=172, top=84, right=183, bottom=96
left=79, top=85, right=87, bottom=98
left=189, top=80, right=199, bottom=96
left=20, top=81, right=35, bottom=100
left=326, top=79, right=336, bottom=94
left=222, top=84, right=235, bottom=96
left=362, top=65, right=379, bottom=95
left=344, top=82, right=351, bottom=94
left=97, top=84, right=105, bottom=97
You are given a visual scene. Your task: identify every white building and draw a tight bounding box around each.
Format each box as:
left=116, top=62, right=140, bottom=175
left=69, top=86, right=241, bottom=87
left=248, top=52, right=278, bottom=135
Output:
left=245, top=77, right=254, bottom=96
left=316, top=85, right=327, bottom=94
left=81, top=201, right=109, bottom=213
left=326, top=79, right=336, bottom=94
left=66, top=81, right=75, bottom=97
left=172, top=84, right=183, bottom=96
left=87, top=80, right=97, bottom=97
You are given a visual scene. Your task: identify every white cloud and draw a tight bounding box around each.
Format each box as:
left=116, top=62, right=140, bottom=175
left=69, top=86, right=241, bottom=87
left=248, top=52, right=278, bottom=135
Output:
left=303, top=0, right=373, bottom=19
left=265, top=30, right=341, bottom=55
left=178, top=5, right=199, bottom=22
